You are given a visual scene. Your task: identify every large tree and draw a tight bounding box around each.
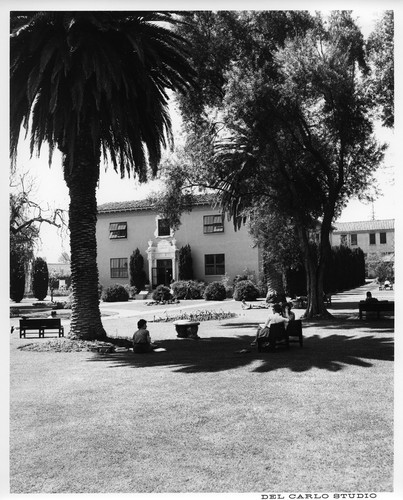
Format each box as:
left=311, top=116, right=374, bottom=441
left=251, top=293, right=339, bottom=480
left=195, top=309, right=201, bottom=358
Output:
left=10, top=12, right=193, bottom=339
left=366, top=11, right=394, bottom=128
left=162, top=11, right=386, bottom=318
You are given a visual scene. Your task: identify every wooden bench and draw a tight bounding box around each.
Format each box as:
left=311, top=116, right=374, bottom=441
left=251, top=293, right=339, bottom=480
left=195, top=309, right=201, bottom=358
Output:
left=358, top=300, right=394, bottom=320
left=19, top=318, right=64, bottom=338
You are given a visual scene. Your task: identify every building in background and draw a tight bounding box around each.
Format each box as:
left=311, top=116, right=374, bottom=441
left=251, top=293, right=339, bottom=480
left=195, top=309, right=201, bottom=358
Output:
left=330, top=219, right=395, bottom=278
left=96, top=195, right=262, bottom=290
left=96, top=195, right=395, bottom=290
left=330, top=219, right=394, bottom=259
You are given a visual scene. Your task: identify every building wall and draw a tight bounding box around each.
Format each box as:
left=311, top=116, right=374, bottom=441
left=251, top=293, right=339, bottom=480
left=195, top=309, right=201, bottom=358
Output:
left=331, top=229, right=394, bottom=258
left=96, top=204, right=261, bottom=289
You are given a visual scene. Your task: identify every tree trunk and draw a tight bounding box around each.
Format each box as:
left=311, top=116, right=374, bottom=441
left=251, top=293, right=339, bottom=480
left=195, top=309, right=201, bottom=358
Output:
left=63, top=137, right=106, bottom=340
left=264, top=260, right=286, bottom=302
left=297, top=226, right=331, bottom=319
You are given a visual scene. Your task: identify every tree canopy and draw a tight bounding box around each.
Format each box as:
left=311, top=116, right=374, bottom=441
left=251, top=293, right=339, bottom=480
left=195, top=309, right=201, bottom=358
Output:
left=158, top=11, right=387, bottom=317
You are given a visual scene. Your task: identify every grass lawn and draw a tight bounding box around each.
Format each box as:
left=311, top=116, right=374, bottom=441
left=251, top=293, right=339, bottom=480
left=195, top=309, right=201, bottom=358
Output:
left=9, top=309, right=394, bottom=494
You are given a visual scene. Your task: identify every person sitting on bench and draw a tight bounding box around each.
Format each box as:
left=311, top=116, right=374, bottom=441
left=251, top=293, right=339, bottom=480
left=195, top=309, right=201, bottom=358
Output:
left=132, top=319, right=157, bottom=353
left=365, top=291, right=378, bottom=302
left=282, top=302, right=295, bottom=321
left=251, top=303, right=289, bottom=346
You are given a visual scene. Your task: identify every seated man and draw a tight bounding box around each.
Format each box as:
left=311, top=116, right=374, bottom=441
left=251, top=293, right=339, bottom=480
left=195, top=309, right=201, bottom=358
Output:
left=132, top=319, right=157, bottom=353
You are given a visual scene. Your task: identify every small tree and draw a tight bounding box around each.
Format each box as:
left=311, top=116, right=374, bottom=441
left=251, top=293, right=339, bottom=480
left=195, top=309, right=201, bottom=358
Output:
left=10, top=250, right=26, bottom=303
left=179, top=244, right=194, bottom=280
left=48, top=271, right=59, bottom=302
left=130, top=249, right=147, bottom=292
left=32, top=257, right=49, bottom=301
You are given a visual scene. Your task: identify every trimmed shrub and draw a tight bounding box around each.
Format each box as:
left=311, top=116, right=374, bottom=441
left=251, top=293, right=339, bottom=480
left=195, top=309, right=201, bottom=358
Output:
left=124, top=284, right=138, bottom=298
left=220, top=273, right=234, bottom=298
left=233, top=279, right=260, bottom=301
left=32, top=257, right=49, bottom=301
left=152, top=284, right=172, bottom=302
left=178, top=244, right=193, bottom=280
left=204, top=281, right=226, bottom=301
left=10, top=251, right=25, bottom=303
left=129, top=248, right=147, bottom=291
left=171, top=280, right=204, bottom=299
left=102, top=284, right=129, bottom=302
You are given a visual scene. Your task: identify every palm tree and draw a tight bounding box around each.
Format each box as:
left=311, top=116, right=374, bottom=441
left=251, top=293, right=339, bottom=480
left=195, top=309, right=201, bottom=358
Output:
left=10, top=12, right=194, bottom=339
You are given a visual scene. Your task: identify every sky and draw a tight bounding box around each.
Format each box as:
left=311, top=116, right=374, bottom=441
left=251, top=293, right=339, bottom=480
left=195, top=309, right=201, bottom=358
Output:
left=6, top=6, right=400, bottom=263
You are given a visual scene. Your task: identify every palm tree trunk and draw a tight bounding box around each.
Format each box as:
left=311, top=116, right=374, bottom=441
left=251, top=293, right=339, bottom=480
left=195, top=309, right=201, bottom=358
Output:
left=63, top=139, right=106, bottom=340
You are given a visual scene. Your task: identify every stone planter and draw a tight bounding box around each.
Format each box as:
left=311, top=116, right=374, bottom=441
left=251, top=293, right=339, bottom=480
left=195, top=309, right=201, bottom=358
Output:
left=173, top=320, right=200, bottom=339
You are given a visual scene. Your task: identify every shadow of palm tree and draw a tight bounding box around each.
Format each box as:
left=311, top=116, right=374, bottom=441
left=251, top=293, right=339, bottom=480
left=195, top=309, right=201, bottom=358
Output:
left=87, top=330, right=393, bottom=374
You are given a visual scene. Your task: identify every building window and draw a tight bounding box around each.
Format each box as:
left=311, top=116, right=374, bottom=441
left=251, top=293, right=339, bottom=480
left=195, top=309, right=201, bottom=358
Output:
left=110, top=258, right=128, bottom=278
left=158, top=219, right=171, bottom=237
left=340, top=234, right=347, bottom=246
left=203, top=215, right=224, bottom=233
left=380, top=232, right=387, bottom=244
left=109, top=222, right=127, bottom=239
left=369, top=233, right=376, bottom=245
left=205, top=254, right=225, bottom=275
left=350, top=234, right=357, bottom=246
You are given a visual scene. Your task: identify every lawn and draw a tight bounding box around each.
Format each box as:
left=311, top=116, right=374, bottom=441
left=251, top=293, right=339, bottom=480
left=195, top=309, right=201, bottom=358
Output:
left=9, top=311, right=394, bottom=494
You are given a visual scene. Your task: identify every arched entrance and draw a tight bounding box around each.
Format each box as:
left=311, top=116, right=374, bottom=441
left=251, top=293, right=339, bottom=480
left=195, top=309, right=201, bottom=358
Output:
left=147, top=239, right=179, bottom=288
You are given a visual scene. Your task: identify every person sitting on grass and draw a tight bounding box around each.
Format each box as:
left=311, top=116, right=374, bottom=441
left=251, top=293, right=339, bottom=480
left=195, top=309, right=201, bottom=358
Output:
left=132, top=319, right=157, bottom=353
left=241, top=299, right=269, bottom=310
left=250, top=303, right=289, bottom=346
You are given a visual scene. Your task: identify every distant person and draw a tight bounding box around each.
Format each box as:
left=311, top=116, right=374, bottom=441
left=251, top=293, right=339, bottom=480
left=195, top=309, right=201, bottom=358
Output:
left=47, top=310, right=57, bottom=318
left=132, top=319, right=157, bottom=353
left=241, top=299, right=269, bottom=310
left=365, top=291, right=378, bottom=302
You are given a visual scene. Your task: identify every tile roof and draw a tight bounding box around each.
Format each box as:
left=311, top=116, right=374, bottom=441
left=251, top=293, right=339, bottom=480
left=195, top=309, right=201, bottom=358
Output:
left=332, top=219, right=395, bottom=233
left=97, top=193, right=216, bottom=214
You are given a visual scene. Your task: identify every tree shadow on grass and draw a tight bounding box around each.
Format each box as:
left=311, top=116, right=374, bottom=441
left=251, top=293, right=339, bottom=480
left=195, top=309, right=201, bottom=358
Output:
left=87, top=330, right=394, bottom=374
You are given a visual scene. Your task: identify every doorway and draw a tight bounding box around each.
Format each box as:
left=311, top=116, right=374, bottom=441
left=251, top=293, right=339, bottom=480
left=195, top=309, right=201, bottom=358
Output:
left=153, top=259, right=173, bottom=287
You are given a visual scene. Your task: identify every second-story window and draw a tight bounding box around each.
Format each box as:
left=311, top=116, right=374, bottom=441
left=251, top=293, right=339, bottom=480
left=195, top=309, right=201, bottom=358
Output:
left=109, top=222, right=127, bottom=239
left=380, top=232, right=387, bottom=244
left=350, top=234, right=357, bottom=246
left=369, top=233, right=376, bottom=245
left=203, top=215, right=224, bottom=233
left=158, top=219, right=171, bottom=237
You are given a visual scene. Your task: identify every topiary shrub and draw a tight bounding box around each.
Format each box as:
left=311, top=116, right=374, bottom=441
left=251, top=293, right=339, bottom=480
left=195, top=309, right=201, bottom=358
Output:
left=204, top=281, right=226, bottom=301
left=10, top=251, right=25, bottom=303
left=152, top=284, right=172, bottom=302
left=171, top=280, right=204, bottom=299
left=32, top=257, right=49, bottom=301
left=102, top=284, right=129, bottom=302
left=233, top=279, right=260, bottom=301
left=129, top=248, right=147, bottom=291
